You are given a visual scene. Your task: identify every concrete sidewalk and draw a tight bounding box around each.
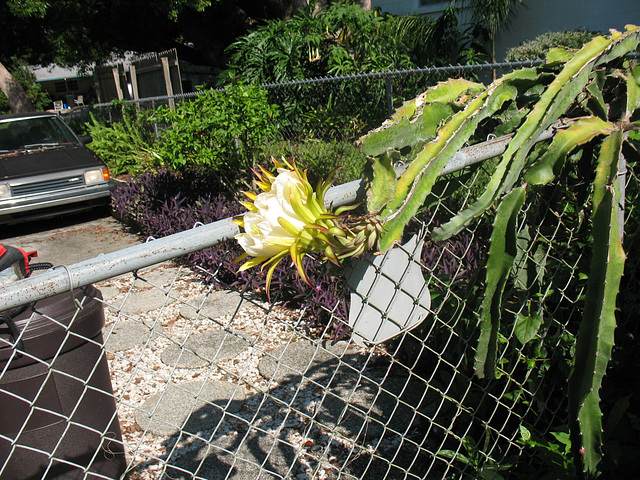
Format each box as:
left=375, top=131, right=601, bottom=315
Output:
left=0, top=211, right=140, bottom=266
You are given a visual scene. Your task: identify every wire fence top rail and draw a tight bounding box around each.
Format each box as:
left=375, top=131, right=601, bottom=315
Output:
left=91, top=60, right=545, bottom=109
left=257, top=60, right=544, bottom=88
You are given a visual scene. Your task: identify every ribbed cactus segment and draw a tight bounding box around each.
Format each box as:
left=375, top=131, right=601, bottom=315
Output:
left=360, top=78, right=486, bottom=225
left=355, top=25, right=639, bottom=474
left=432, top=33, right=617, bottom=241
left=359, top=79, right=484, bottom=158
left=475, top=187, right=526, bottom=379
left=568, top=131, right=626, bottom=476
left=524, top=117, right=614, bottom=185
left=375, top=75, right=525, bottom=251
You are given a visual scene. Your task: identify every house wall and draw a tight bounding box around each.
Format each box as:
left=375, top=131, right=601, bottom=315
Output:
left=374, top=0, right=448, bottom=16
left=373, top=0, right=640, bottom=60
left=32, top=65, right=96, bottom=108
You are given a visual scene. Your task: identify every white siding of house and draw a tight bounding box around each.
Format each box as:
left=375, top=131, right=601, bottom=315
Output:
left=497, top=0, right=639, bottom=59
left=373, top=0, right=640, bottom=60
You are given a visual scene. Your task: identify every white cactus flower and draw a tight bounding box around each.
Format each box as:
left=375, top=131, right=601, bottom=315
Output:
left=234, top=158, right=382, bottom=295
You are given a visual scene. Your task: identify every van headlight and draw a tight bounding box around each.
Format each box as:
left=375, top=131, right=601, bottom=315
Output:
left=84, top=169, right=107, bottom=184
left=0, top=183, right=10, bottom=199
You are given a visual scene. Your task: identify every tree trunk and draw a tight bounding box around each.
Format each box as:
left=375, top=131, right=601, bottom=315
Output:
left=0, top=61, right=35, bottom=113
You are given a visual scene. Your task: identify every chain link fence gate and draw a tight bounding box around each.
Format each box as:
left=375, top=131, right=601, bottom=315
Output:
left=1, top=127, right=636, bottom=480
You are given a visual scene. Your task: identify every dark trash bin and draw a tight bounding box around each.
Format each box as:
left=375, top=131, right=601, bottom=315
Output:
left=0, top=285, right=127, bottom=479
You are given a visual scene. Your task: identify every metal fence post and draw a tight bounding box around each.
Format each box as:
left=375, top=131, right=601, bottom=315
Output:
left=384, top=74, right=394, bottom=118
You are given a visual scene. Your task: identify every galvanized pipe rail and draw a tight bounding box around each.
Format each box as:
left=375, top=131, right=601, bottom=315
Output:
left=0, top=125, right=562, bottom=311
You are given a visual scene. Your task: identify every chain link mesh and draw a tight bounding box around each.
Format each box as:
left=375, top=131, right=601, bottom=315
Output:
left=3, top=63, right=638, bottom=479
left=3, top=156, right=635, bottom=478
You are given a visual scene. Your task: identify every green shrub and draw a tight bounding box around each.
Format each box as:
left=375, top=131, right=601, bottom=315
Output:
left=85, top=109, right=158, bottom=177
left=221, top=3, right=481, bottom=145
left=260, top=139, right=367, bottom=186
left=505, top=29, right=601, bottom=61
left=149, top=85, right=279, bottom=189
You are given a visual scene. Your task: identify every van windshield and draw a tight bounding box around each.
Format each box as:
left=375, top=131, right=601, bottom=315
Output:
left=0, top=116, right=78, bottom=153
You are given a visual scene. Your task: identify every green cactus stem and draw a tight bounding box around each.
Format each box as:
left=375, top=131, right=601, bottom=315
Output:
left=432, top=33, right=621, bottom=241
left=373, top=73, right=531, bottom=251
left=524, top=116, right=614, bottom=185
left=567, top=131, right=625, bottom=476
left=359, top=78, right=485, bottom=158
left=475, top=187, right=526, bottom=379
left=353, top=24, right=639, bottom=478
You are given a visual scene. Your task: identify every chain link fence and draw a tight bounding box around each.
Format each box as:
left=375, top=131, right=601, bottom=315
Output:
left=1, top=128, right=637, bottom=479
left=3, top=61, right=638, bottom=478
left=87, top=60, right=542, bottom=145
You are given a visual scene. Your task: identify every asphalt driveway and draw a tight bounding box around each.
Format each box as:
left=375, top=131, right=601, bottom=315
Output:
left=0, top=209, right=141, bottom=266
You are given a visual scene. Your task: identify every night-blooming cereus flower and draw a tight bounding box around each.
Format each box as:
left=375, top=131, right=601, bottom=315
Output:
left=234, top=158, right=383, bottom=294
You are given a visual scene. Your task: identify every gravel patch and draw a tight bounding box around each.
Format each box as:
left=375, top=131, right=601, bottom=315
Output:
left=118, top=287, right=176, bottom=315
left=96, top=262, right=419, bottom=480
left=179, top=290, right=254, bottom=320
left=136, top=267, right=184, bottom=289
left=105, top=320, right=164, bottom=352
left=99, top=285, right=123, bottom=301
left=257, top=340, right=363, bottom=387
left=162, top=431, right=300, bottom=480
left=314, top=376, right=430, bottom=440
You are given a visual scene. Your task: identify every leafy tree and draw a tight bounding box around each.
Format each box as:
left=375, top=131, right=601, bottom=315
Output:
left=466, top=0, right=522, bottom=65
left=0, top=0, right=209, bottom=111
left=386, top=7, right=487, bottom=66
left=221, top=2, right=474, bottom=84
left=0, top=0, right=307, bottom=111
left=220, top=4, right=395, bottom=84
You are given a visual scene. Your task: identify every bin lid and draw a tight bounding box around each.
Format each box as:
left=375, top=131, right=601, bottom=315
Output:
left=0, top=285, right=104, bottom=368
